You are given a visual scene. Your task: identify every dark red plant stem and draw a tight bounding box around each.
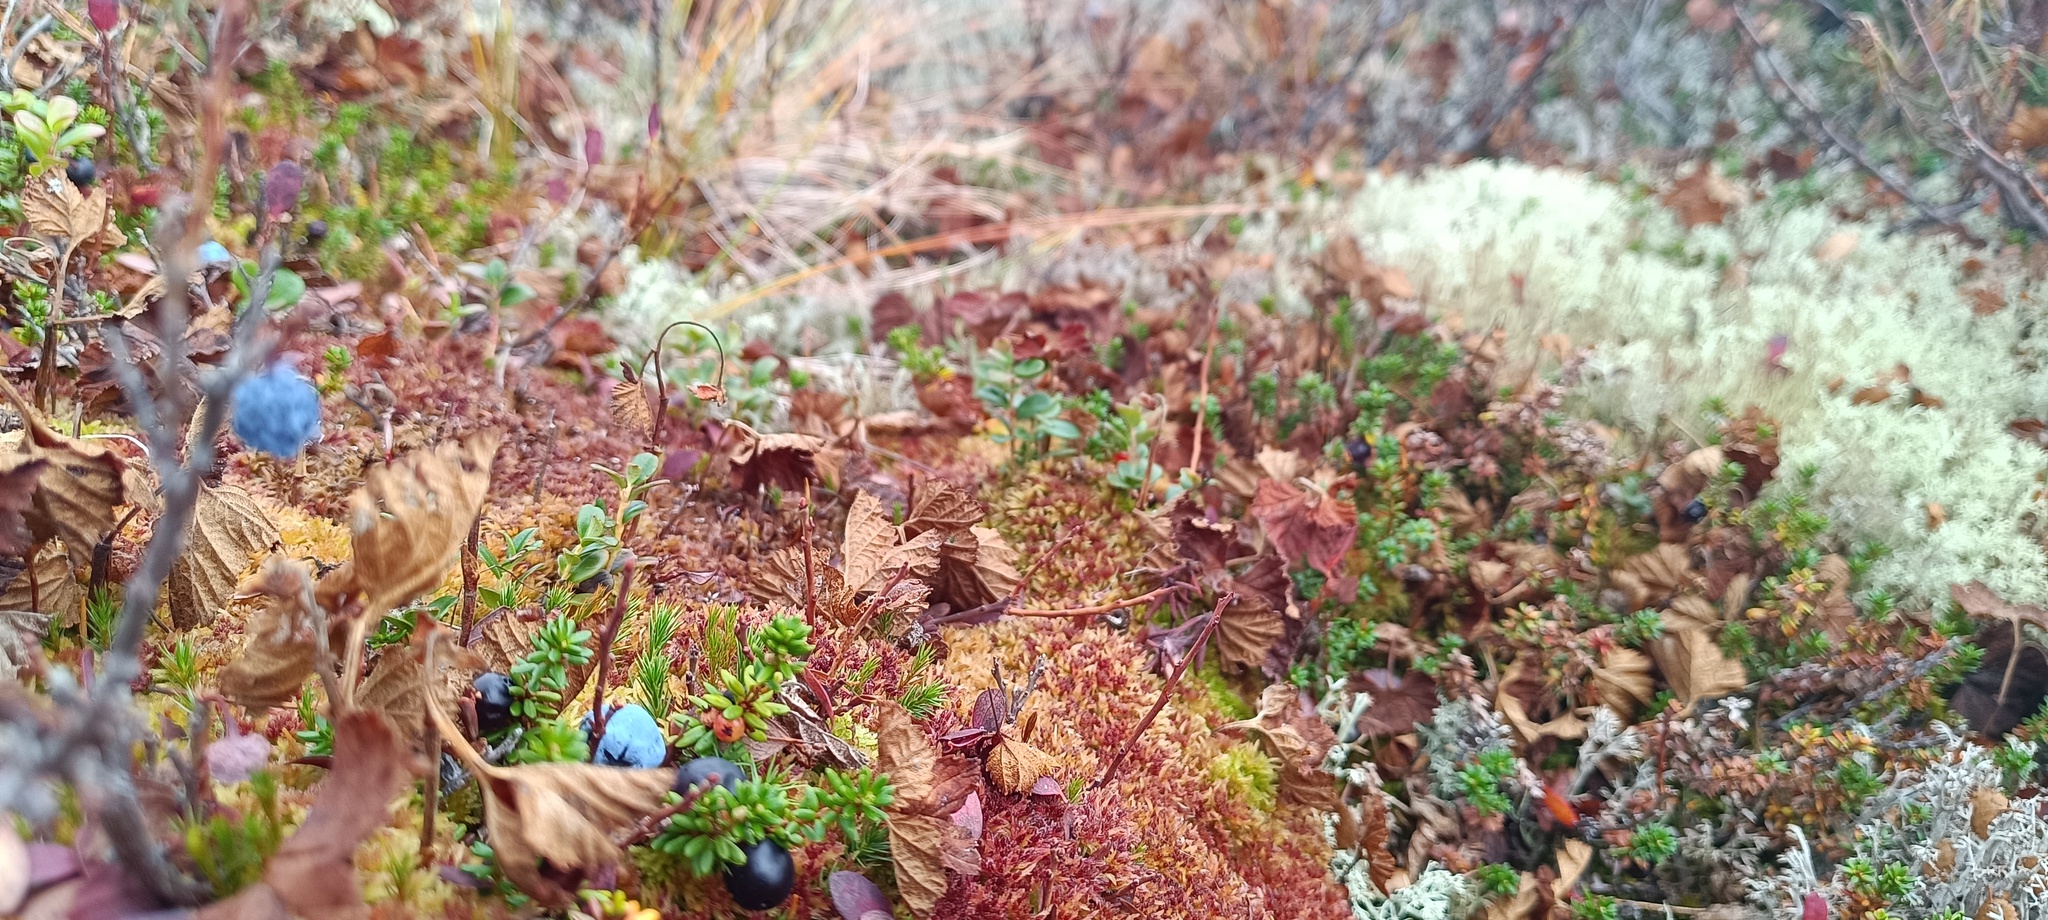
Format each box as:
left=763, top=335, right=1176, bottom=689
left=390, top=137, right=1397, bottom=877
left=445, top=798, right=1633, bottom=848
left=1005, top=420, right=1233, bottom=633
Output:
left=458, top=519, right=480, bottom=646
left=588, top=554, right=639, bottom=747
left=801, top=486, right=818, bottom=623
left=1010, top=584, right=1186, bottom=619
left=1094, top=594, right=1231, bottom=790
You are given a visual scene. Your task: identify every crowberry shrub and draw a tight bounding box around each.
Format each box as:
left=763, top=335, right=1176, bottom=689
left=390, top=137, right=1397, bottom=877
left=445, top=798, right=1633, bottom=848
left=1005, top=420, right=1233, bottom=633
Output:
left=230, top=365, right=322, bottom=458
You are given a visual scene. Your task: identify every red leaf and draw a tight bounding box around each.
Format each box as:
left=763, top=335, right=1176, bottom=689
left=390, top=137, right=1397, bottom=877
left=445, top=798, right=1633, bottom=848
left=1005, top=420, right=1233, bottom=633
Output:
left=1351, top=669, right=1439, bottom=739
left=1250, top=478, right=1356, bottom=597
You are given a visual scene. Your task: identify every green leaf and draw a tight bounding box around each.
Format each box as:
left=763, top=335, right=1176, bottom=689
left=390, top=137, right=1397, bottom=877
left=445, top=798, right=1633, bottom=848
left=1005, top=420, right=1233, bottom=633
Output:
left=1016, top=392, right=1055, bottom=419
left=1014, top=357, right=1048, bottom=378
left=263, top=269, right=307, bottom=311
left=1041, top=418, right=1080, bottom=440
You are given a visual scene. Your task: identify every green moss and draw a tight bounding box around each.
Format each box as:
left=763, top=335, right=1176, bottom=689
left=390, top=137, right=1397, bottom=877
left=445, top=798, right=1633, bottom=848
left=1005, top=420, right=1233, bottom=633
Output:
left=1197, top=660, right=1255, bottom=721
left=1209, top=742, right=1278, bottom=814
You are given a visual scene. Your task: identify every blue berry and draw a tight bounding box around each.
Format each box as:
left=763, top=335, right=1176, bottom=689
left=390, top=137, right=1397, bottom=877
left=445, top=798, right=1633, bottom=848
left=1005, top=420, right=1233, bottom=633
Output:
left=230, top=365, right=322, bottom=458
left=1682, top=498, right=1708, bottom=523
left=581, top=704, right=665, bottom=769
left=723, top=838, right=795, bottom=910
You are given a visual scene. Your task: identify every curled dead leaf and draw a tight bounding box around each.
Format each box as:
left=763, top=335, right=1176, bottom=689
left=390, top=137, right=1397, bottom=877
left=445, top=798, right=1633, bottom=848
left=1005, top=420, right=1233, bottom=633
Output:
left=985, top=737, right=1057, bottom=795
left=218, top=556, right=324, bottom=711
left=195, top=710, right=408, bottom=920
left=607, top=373, right=653, bottom=440
left=348, top=432, right=499, bottom=617
left=1613, top=543, right=1694, bottom=610
left=1590, top=647, right=1656, bottom=720
left=1648, top=618, right=1747, bottom=713
left=725, top=421, right=826, bottom=492
left=0, top=422, right=129, bottom=570
left=1220, top=684, right=1338, bottom=807
left=422, top=625, right=674, bottom=906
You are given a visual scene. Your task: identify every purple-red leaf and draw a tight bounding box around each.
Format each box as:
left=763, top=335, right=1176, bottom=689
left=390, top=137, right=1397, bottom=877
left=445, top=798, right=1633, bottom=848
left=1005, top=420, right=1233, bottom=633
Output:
left=87, top=0, right=118, bottom=32
left=263, top=162, right=303, bottom=220
left=829, top=870, right=892, bottom=920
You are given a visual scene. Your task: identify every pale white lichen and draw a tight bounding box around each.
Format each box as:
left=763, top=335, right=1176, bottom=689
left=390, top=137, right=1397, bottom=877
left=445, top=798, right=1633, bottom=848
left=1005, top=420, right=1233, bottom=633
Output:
left=1241, top=160, right=2048, bottom=606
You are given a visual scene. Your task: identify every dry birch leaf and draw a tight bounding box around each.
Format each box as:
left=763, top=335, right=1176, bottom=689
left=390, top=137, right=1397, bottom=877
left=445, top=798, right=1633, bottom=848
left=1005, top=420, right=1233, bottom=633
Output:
left=217, top=556, right=322, bottom=710
left=607, top=373, right=653, bottom=440
left=0, top=423, right=129, bottom=571
left=168, top=484, right=279, bottom=630
left=348, top=432, right=500, bottom=617
left=985, top=737, right=1057, bottom=795
left=195, top=710, right=408, bottom=920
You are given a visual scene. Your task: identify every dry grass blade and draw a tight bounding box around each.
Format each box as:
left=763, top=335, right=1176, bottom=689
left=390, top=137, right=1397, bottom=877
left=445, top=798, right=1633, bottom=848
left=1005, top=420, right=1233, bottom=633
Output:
left=167, top=484, right=279, bottom=630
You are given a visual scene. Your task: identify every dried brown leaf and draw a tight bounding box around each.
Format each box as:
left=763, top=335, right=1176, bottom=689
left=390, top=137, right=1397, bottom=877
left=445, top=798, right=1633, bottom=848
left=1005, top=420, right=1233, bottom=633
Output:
left=0, top=457, right=47, bottom=559
left=886, top=813, right=950, bottom=918
left=0, top=609, right=49, bottom=682
left=358, top=633, right=480, bottom=751
left=1590, top=647, right=1656, bottom=719
left=1250, top=478, right=1356, bottom=596
left=471, top=613, right=538, bottom=673
left=902, top=479, right=983, bottom=537
left=876, top=701, right=936, bottom=808
left=607, top=376, right=652, bottom=440
left=1220, top=684, right=1339, bottom=806
left=0, top=427, right=128, bottom=570
left=349, top=432, right=499, bottom=616
left=423, top=626, right=674, bottom=906
left=1613, top=544, right=1694, bottom=610
left=21, top=173, right=125, bottom=254
left=167, top=485, right=279, bottom=630
left=217, top=556, right=321, bottom=710
left=1351, top=669, right=1440, bottom=739
left=1648, top=620, right=1747, bottom=712
left=985, top=737, right=1057, bottom=795
left=1216, top=595, right=1284, bottom=673
left=726, top=422, right=826, bottom=492
left=473, top=762, right=676, bottom=904
left=841, top=490, right=900, bottom=593
left=0, top=541, right=76, bottom=626
left=197, top=710, right=408, bottom=920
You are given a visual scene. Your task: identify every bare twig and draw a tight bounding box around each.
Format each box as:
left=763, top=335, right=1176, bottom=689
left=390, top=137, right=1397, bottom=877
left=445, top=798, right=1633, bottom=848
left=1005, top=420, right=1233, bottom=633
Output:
left=587, top=555, right=639, bottom=748
left=1094, top=593, right=1230, bottom=789
left=1010, top=584, right=1188, bottom=619
left=1734, top=6, right=1961, bottom=229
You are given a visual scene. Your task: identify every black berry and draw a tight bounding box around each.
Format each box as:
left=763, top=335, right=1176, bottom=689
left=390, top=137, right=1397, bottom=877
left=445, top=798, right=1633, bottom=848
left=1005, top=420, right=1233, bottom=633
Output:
left=674, top=756, right=743, bottom=795
left=1682, top=498, right=1708, bottom=523
left=722, top=838, right=795, bottom=910
left=1345, top=437, right=1373, bottom=468
left=472, top=672, right=513, bottom=737
left=65, top=157, right=94, bottom=187
left=305, top=219, right=328, bottom=244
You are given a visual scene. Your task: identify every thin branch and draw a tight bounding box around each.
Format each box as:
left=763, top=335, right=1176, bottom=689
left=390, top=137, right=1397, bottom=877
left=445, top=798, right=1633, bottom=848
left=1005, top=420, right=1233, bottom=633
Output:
left=587, top=555, right=639, bottom=748
left=1009, top=584, right=1187, bottom=619
left=1734, top=5, right=1960, bottom=229
left=1095, top=594, right=1230, bottom=790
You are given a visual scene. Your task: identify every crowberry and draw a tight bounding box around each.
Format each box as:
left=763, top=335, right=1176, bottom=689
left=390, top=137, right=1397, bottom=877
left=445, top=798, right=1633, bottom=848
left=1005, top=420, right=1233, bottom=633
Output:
left=723, top=838, right=795, bottom=910
left=230, top=364, right=322, bottom=458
